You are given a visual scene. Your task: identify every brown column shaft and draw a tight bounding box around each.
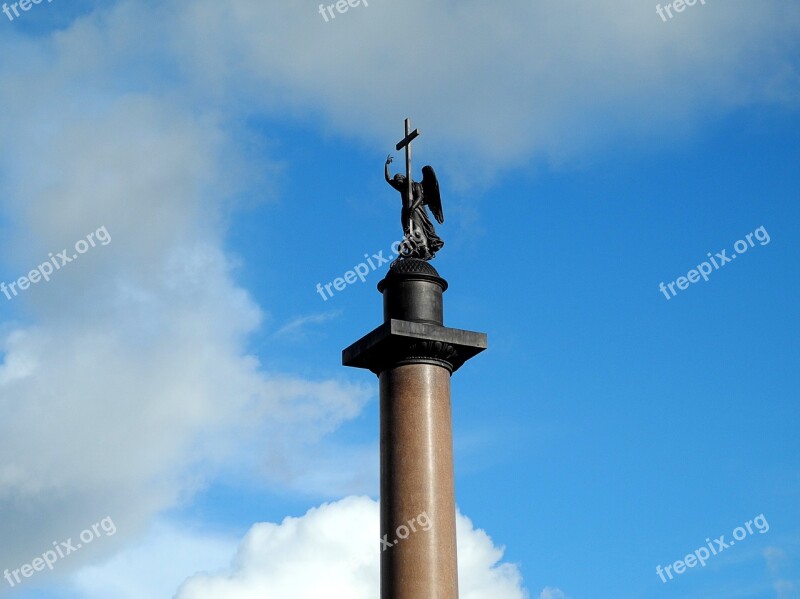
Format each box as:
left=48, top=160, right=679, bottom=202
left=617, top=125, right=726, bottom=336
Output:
left=380, top=363, right=458, bottom=599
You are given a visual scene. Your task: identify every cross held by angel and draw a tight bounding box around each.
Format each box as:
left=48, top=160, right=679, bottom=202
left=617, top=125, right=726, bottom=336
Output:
left=385, top=118, right=444, bottom=261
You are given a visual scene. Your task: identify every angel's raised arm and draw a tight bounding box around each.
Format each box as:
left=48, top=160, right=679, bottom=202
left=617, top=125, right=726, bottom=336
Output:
left=384, top=155, right=394, bottom=184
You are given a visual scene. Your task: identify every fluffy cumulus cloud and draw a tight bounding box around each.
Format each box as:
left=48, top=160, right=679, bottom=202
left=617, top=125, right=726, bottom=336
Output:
left=172, top=496, right=527, bottom=599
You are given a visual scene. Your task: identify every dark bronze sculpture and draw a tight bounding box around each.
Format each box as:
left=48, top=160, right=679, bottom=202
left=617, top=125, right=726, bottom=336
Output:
left=385, top=118, right=444, bottom=261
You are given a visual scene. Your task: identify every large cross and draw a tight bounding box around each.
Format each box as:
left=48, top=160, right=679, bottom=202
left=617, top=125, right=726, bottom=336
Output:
left=395, top=117, right=420, bottom=227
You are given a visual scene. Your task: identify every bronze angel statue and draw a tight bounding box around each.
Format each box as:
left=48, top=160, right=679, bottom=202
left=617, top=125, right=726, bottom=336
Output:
left=385, top=155, right=444, bottom=260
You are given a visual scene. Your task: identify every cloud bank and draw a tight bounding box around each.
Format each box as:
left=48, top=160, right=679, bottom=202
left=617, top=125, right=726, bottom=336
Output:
left=0, top=12, right=371, bottom=577
left=174, top=496, right=528, bottom=599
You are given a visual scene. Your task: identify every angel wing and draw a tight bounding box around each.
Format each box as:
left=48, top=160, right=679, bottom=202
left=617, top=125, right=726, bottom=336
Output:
left=421, top=165, right=444, bottom=224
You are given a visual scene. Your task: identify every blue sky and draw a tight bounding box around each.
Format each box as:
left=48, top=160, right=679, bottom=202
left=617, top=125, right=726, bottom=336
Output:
left=0, top=1, right=798, bottom=598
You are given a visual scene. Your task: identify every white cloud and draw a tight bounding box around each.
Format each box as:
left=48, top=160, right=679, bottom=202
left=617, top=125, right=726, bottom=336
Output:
left=539, top=588, right=569, bottom=599
left=173, top=496, right=528, bottom=599
left=764, top=547, right=798, bottom=599
left=273, top=311, right=342, bottom=339
left=0, top=6, right=371, bottom=576
left=15, top=0, right=793, bottom=179
left=71, top=521, right=237, bottom=599
left=169, top=0, right=800, bottom=175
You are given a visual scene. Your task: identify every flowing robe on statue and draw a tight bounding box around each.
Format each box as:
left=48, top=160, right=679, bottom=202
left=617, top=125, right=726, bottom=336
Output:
left=392, top=178, right=444, bottom=259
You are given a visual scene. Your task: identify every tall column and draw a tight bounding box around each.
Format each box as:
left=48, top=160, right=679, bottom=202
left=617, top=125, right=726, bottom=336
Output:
left=380, top=363, right=457, bottom=597
left=343, top=258, right=487, bottom=599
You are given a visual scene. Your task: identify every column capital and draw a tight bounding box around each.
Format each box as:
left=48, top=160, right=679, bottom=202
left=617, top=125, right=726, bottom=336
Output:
left=342, top=318, right=487, bottom=375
